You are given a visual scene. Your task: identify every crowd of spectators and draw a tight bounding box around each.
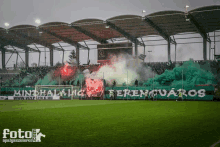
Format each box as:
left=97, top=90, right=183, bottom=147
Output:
left=143, top=60, right=220, bottom=75
left=143, top=62, right=177, bottom=75
left=0, top=60, right=219, bottom=87
left=0, top=66, right=54, bottom=87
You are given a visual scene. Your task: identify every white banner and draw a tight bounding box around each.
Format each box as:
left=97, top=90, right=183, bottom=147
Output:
left=0, top=96, right=8, bottom=100
left=7, top=96, right=60, bottom=100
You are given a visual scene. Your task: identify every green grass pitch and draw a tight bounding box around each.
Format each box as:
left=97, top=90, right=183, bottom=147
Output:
left=0, top=100, right=220, bottom=147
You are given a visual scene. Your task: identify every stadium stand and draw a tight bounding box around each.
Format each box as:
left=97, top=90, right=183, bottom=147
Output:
left=0, top=60, right=219, bottom=87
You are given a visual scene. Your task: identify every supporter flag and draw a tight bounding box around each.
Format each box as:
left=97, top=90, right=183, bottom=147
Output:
left=138, top=54, right=146, bottom=61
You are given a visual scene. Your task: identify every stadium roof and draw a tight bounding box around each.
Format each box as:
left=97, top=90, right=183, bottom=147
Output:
left=0, top=5, right=220, bottom=52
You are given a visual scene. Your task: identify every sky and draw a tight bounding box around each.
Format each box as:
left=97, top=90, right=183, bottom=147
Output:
left=0, top=0, right=220, bottom=68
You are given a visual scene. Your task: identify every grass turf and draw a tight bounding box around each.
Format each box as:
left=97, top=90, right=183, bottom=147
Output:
left=0, top=100, right=220, bottom=147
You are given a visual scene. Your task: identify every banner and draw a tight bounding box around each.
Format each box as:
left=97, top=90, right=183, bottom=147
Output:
left=0, top=96, right=8, bottom=100
left=0, top=85, right=215, bottom=100
left=7, top=96, right=60, bottom=100
left=104, top=85, right=214, bottom=100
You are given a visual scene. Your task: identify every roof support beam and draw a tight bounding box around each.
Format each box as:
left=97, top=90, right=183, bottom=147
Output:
left=105, top=21, right=144, bottom=46
left=0, top=47, right=22, bottom=54
left=10, top=46, right=19, bottom=68
left=140, top=37, right=146, bottom=55
left=186, top=13, right=210, bottom=60
left=76, top=44, right=79, bottom=67
left=173, top=36, right=177, bottom=62
left=25, top=48, right=29, bottom=68
left=38, top=27, right=89, bottom=50
left=10, top=30, right=63, bottom=51
left=134, top=40, right=138, bottom=57
left=5, top=51, right=14, bottom=67
left=1, top=46, right=6, bottom=69
left=38, top=52, right=41, bottom=67
left=33, top=43, right=40, bottom=52
left=71, top=25, right=108, bottom=44
left=168, top=38, right=171, bottom=62
left=58, top=43, right=65, bottom=64
left=4, top=49, right=21, bottom=53
left=50, top=48, right=53, bottom=66
left=187, top=14, right=211, bottom=42
left=209, top=36, right=211, bottom=60
left=83, top=41, right=90, bottom=64
left=143, top=17, right=176, bottom=44
left=0, top=37, right=40, bottom=52
left=203, top=37, right=207, bottom=60
left=16, top=52, right=18, bottom=68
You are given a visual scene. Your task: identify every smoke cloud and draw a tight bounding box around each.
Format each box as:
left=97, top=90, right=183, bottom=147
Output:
left=145, top=60, right=216, bottom=86
left=84, top=54, right=155, bottom=85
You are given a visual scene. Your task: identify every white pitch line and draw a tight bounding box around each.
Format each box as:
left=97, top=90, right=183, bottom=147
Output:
left=0, top=101, right=132, bottom=112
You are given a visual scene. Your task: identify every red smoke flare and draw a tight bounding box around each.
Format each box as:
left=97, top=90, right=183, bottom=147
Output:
left=85, top=78, right=104, bottom=97
left=53, top=63, right=77, bottom=81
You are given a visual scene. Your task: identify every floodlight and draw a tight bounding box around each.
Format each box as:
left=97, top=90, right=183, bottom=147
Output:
left=4, top=23, right=9, bottom=27
left=185, top=5, right=189, bottom=13
left=35, top=19, right=41, bottom=24
left=142, top=10, right=146, bottom=13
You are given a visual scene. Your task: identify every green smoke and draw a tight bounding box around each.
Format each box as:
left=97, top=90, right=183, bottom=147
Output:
left=48, top=80, right=58, bottom=85
left=73, top=72, right=85, bottom=86
left=144, top=60, right=216, bottom=86
left=4, top=79, right=10, bottom=86
left=35, top=73, right=57, bottom=85
left=20, top=74, right=36, bottom=86
left=5, top=73, right=39, bottom=87
left=39, top=74, right=51, bottom=85
left=35, top=78, right=42, bottom=85
left=11, top=79, right=20, bottom=87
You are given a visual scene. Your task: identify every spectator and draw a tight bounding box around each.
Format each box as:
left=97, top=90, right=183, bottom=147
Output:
left=113, top=90, right=117, bottom=100
left=135, top=79, right=138, bottom=87
left=109, top=90, right=114, bottom=100
left=177, top=90, right=183, bottom=101
left=112, top=80, right=116, bottom=88
left=144, top=91, right=148, bottom=100
left=149, top=92, right=154, bottom=101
